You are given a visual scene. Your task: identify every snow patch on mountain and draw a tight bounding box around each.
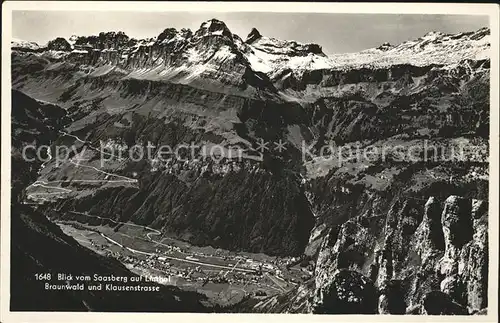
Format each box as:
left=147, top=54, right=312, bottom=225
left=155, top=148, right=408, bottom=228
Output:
left=245, top=47, right=335, bottom=73
left=11, top=38, right=41, bottom=50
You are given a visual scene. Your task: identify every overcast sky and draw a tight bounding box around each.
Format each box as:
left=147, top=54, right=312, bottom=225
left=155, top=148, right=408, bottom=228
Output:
left=12, top=11, right=488, bottom=54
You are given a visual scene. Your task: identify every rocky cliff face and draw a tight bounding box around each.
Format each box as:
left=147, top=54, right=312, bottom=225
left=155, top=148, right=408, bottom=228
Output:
left=244, top=194, right=488, bottom=315
left=11, top=20, right=490, bottom=314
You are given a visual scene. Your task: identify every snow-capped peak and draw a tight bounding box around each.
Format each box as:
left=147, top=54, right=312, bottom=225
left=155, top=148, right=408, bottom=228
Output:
left=11, top=38, right=41, bottom=50
left=422, top=30, right=445, bottom=38
left=195, top=18, right=233, bottom=38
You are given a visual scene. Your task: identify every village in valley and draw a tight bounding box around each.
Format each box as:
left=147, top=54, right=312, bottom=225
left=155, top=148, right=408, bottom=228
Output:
left=58, top=220, right=314, bottom=305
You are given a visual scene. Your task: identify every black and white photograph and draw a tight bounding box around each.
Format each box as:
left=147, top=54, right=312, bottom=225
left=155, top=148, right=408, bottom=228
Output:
left=1, top=2, right=498, bottom=321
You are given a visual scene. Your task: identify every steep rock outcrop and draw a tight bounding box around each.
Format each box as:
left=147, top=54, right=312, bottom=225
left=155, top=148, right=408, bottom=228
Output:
left=314, top=220, right=369, bottom=290
left=437, top=196, right=474, bottom=276
left=414, top=197, right=445, bottom=264
left=432, top=196, right=488, bottom=312
left=457, top=200, right=488, bottom=312
left=312, top=269, right=377, bottom=314
left=246, top=28, right=262, bottom=44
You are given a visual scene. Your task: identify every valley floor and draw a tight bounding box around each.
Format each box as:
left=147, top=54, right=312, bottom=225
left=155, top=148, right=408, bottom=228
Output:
left=56, top=217, right=309, bottom=307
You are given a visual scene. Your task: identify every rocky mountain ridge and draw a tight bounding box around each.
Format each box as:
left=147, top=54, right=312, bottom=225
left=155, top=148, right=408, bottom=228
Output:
left=12, top=20, right=490, bottom=88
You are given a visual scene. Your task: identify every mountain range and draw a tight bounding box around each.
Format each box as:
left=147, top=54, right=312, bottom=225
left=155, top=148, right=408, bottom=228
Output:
left=11, top=19, right=490, bottom=314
